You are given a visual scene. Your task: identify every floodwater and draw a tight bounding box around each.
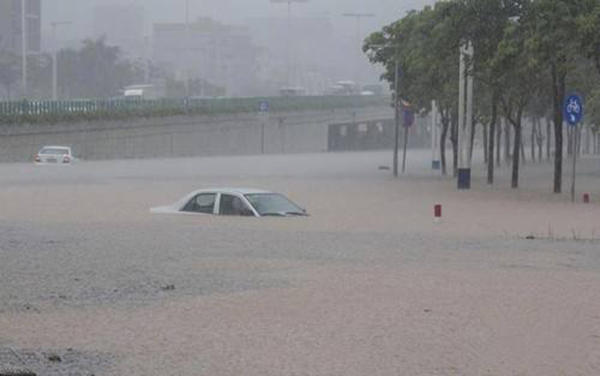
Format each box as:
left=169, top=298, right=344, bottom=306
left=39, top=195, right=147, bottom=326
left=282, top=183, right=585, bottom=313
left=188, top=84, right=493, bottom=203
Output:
left=1, top=150, right=600, bottom=375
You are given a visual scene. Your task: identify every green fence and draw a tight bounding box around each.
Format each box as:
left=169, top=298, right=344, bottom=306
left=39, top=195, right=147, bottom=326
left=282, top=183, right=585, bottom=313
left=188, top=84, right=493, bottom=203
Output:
left=0, top=95, right=389, bottom=125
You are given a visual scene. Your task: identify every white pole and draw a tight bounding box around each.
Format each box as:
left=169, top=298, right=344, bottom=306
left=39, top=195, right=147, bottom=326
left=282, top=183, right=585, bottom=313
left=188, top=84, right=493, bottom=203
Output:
left=287, top=0, right=292, bottom=86
left=21, top=0, right=27, bottom=98
left=52, top=23, right=57, bottom=100
left=393, top=58, right=399, bottom=177
left=457, top=43, right=466, bottom=171
left=184, top=0, right=190, bottom=96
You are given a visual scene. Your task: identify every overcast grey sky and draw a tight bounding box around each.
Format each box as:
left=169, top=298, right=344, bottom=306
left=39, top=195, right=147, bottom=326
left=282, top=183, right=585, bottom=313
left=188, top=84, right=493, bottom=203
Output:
left=43, top=0, right=435, bottom=47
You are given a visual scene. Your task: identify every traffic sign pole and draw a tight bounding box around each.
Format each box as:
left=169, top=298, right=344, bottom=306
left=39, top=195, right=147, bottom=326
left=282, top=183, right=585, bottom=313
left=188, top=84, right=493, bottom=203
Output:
left=564, top=93, right=583, bottom=203
left=258, top=101, right=270, bottom=154
left=571, top=125, right=578, bottom=203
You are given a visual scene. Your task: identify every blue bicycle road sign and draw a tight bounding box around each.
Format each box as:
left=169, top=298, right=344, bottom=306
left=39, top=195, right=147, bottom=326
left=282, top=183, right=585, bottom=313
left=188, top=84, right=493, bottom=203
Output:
left=564, top=94, right=583, bottom=126
left=258, top=100, right=270, bottom=113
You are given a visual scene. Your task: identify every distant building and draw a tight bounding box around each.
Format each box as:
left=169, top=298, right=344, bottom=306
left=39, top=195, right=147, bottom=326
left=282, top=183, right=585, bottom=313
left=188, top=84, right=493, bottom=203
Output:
left=245, top=16, right=341, bottom=95
left=92, top=3, right=145, bottom=59
left=0, top=0, right=41, bottom=54
left=153, top=17, right=259, bottom=97
left=246, top=15, right=382, bottom=95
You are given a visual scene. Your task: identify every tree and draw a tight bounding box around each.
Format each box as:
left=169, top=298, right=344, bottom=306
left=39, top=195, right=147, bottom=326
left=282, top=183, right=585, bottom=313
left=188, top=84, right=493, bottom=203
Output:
left=364, top=2, right=461, bottom=175
left=493, top=17, right=542, bottom=188
left=458, top=0, right=524, bottom=184
left=524, top=0, right=595, bottom=193
left=577, top=0, right=600, bottom=76
left=57, top=37, right=141, bottom=98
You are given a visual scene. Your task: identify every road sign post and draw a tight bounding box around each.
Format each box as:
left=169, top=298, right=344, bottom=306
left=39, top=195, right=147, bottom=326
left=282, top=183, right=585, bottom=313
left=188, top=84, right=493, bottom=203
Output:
left=258, top=101, right=270, bottom=154
left=564, top=93, right=583, bottom=203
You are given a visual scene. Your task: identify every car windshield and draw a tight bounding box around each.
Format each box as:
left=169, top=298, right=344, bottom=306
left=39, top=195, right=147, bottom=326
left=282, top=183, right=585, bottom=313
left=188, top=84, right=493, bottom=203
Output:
left=244, top=193, right=305, bottom=216
left=40, top=148, right=69, bottom=155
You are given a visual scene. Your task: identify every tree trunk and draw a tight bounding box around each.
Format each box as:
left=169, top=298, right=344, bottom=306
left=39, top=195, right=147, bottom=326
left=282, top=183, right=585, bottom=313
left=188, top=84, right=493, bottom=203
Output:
left=546, top=118, right=551, bottom=160
left=520, top=132, right=526, bottom=164
left=440, top=115, right=449, bottom=176
left=584, top=125, right=590, bottom=155
left=469, top=118, right=476, bottom=164
left=552, top=63, right=565, bottom=194
left=487, top=91, right=498, bottom=185
left=531, top=120, right=536, bottom=162
left=483, top=122, right=489, bottom=164
left=536, top=118, right=543, bottom=162
left=496, top=118, right=502, bottom=166
left=450, top=112, right=458, bottom=177
left=511, top=118, right=522, bottom=189
left=504, top=119, right=511, bottom=163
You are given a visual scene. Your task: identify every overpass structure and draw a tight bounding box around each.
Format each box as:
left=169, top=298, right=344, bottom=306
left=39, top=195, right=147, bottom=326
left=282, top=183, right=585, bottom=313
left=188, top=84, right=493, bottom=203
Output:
left=0, top=96, right=396, bottom=162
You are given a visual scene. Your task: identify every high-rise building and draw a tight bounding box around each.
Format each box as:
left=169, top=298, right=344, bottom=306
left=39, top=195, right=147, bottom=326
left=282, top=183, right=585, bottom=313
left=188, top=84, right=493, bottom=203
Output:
left=92, top=3, right=145, bottom=59
left=0, top=0, right=41, bottom=54
left=153, top=17, right=260, bottom=97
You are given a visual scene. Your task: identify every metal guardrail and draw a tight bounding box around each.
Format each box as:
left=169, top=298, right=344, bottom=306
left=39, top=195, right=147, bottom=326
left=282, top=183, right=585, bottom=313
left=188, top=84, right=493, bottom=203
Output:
left=0, top=96, right=389, bottom=124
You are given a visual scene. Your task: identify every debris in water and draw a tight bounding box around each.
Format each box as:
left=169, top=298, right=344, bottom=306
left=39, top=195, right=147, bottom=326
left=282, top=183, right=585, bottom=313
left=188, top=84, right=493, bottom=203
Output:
left=47, top=354, right=61, bottom=362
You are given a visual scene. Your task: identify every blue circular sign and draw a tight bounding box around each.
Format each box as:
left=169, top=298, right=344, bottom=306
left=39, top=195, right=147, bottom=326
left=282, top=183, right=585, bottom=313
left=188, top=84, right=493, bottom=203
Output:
left=259, top=101, right=270, bottom=113
left=564, top=94, right=583, bottom=126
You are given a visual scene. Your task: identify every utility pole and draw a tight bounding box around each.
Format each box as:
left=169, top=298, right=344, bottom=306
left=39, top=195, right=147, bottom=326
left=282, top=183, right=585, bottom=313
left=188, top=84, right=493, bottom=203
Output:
left=457, top=41, right=474, bottom=190
left=51, top=21, right=72, bottom=101
left=21, top=0, right=27, bottom=98
left=184, top=0, right=190, bottom=97
left=393, top=57, right=400, bottom=177
left=270, top=0, right=309, bottom=88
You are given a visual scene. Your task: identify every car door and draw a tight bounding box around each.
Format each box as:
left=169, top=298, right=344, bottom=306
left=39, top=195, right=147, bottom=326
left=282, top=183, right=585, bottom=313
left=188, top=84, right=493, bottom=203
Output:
left=218, top=194, right=255, bottom=216
left=181, top=192, right=218, bottom=214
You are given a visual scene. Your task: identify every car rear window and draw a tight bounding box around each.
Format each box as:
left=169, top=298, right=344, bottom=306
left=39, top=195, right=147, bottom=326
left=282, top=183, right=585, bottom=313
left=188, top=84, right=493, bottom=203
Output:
left=40, top=148, right=69, bottom=155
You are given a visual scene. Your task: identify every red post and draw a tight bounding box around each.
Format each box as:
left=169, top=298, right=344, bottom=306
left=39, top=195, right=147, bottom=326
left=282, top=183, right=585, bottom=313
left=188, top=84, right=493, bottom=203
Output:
left=583, top=193, right=590, bottom=204
left=434, top=204, right=442, bottom=219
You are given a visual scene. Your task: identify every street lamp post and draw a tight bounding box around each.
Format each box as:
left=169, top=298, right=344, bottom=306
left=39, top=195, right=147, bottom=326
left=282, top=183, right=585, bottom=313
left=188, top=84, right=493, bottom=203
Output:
left=270, top=0, right=308, bottom=87
left=457, top=41, right=474, bottom=189
left=51, top=21, right=72, bottom=101
left=21, top=0, right=27, bottom=97
left=393, top=56, right=400, bottom=177
left=184, top=0, right=190, bottom=96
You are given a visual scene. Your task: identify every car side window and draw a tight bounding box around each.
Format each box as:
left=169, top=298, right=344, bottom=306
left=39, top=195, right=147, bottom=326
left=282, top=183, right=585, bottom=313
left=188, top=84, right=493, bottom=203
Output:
left=182, top=193, right=216, bottom=214
left=219, top=194, right=253, bottom=216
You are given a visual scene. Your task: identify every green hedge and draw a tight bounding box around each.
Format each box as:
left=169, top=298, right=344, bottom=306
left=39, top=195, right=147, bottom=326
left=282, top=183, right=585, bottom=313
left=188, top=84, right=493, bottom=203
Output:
left=0, top=96, right=388, bottom=125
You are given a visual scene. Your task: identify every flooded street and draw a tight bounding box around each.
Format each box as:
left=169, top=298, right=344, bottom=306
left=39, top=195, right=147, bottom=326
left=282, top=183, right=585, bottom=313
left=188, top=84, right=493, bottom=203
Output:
left=1, top=150, right=600, bottom=375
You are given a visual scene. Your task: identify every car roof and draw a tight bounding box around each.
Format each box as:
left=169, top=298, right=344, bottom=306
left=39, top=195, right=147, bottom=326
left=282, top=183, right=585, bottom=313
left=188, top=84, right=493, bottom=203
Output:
left=190, top=188, right=272, bottom=195
left=40, top=145, right=71, bottom=150
left=173, top=188, right=272, bottom=210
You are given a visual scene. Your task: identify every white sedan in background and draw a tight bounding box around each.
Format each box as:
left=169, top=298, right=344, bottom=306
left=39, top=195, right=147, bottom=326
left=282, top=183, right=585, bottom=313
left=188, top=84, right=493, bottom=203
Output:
left=34, top=146, right=76, bottom=165
left=151, top=188, right=308, bottom=217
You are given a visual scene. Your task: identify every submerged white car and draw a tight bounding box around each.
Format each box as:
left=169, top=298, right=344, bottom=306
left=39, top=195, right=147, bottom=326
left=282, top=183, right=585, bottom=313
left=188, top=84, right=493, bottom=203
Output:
left=151, top=188, right=308, bottom=217
left=34, top=146, right=76, bottom=165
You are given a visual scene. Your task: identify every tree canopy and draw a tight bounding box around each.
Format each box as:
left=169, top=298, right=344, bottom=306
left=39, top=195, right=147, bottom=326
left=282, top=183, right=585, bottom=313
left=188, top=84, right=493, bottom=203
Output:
left=364, top=0, right=600, bottom=192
